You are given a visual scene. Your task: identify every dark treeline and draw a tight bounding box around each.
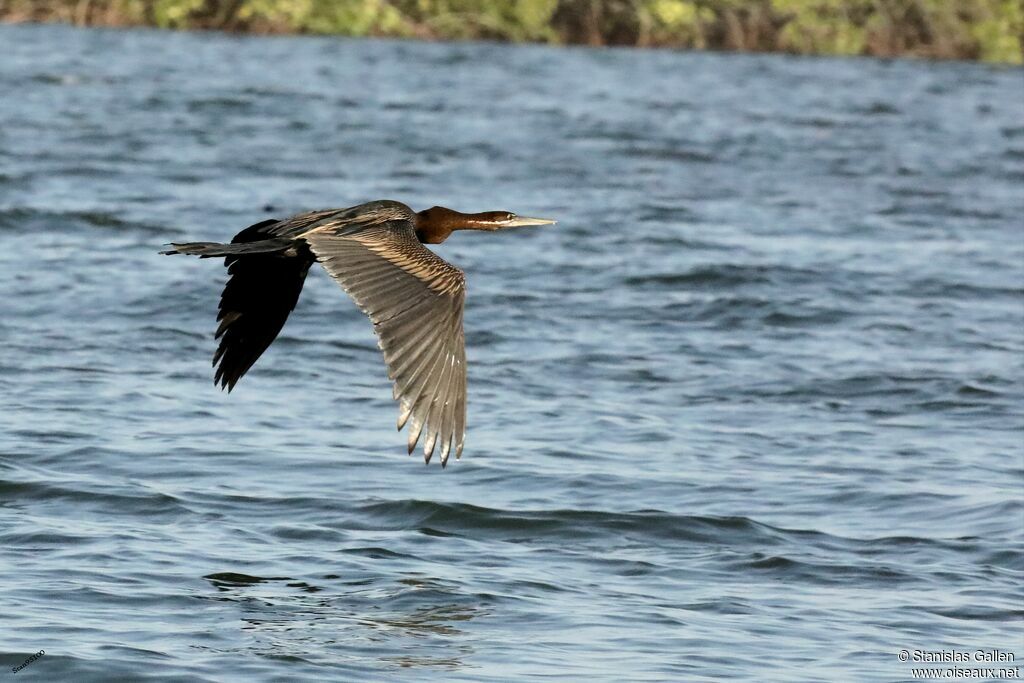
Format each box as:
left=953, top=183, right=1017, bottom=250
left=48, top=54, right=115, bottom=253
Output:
left=2, top=0, right=1020, bottom=62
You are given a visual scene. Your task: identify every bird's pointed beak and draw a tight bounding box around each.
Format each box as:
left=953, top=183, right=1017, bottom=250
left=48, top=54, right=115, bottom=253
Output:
left=505, top=216, right=557, bottom=228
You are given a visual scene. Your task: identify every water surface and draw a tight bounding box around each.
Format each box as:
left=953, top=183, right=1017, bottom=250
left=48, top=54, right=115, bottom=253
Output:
left=1, top=24, right=1022, bottom=682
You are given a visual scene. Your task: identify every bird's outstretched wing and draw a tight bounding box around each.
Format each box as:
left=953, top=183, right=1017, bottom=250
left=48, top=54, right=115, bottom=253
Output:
left=302, top=218, right=467, bottom=465
left=214, top=220, right=314, bottom=391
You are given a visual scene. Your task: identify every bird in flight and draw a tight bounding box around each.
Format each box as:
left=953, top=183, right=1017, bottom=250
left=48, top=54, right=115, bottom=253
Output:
left=162, top=200, right=556, bottom=466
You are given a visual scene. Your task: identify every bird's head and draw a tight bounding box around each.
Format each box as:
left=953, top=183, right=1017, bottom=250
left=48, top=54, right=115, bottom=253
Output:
left=415, top=206, right=556, bottom=243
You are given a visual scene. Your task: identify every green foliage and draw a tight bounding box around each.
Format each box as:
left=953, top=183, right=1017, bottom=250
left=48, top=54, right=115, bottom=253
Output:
left=229, top=0, right=410, bottom=34
left=398, top=0, right=559, bottom=41
left=970, top=0, right=1023, bottom=63
left=773, top=0, right=871, bottom=55
left=150, top=0, right=206, bottom=28
left=646, top=1, right=716, bottom=48
left=767, top=0, right=1022, bottom=62
left=2, top=0, right=1020, bottom=63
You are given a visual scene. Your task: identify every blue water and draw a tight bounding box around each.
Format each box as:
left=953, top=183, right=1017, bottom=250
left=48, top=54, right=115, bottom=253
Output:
left=1, top=23, right=1022, bottom=682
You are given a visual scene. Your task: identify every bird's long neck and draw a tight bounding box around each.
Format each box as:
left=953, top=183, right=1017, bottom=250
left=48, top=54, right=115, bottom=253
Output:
left=414, top=207, right=495, bottom=244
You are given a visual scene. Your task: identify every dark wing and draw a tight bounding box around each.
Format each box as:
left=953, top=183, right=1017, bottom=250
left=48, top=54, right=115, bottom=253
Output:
left=303, top=220, right=467, bottom=465
left=213, top=220, right=314, bottom=390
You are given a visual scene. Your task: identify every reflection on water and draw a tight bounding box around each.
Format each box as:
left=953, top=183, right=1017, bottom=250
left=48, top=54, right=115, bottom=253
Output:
left=200, top=573, right=482, bottom=670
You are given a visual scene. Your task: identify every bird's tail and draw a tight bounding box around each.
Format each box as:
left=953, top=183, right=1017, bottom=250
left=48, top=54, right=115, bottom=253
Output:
left=160, top=238, right=294, bottom=258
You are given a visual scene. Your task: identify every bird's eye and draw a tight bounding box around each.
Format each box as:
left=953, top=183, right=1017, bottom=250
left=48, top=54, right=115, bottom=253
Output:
left=507, top=213, right=517, bottom=220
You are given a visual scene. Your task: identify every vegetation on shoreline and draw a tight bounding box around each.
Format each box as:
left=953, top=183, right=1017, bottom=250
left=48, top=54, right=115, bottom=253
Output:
left=2, top=0, right=1020, bottom=63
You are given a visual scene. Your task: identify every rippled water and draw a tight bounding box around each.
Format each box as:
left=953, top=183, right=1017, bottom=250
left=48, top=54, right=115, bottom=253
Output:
left=1, top=23, right=1022, bottom=682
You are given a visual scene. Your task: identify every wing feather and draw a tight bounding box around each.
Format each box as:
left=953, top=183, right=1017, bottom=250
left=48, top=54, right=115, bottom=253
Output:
left=304, top=219, right=467, bottom=465
left=395, top=329, right=451, bottom=439
left=437, top=352, right=458, bottom=463
left=422, top=351, right=454, bottom=462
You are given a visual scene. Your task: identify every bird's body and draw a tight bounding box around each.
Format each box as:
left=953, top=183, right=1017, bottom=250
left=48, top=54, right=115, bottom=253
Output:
left=162, top=200, right=555, bottom=466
